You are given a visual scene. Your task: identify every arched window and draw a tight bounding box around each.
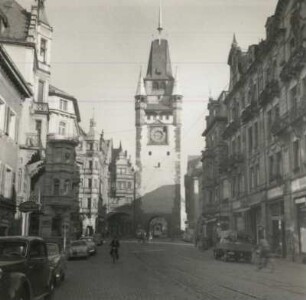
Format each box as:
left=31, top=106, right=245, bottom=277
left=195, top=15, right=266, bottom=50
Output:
left=59, top=121, right=66, bottom=135
left=63, top=179, right=70, bottom=195
left=53, top=179, right=60, bottom=195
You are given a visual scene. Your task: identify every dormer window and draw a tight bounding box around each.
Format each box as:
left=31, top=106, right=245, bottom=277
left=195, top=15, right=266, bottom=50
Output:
left=0, top=14, right=8, bottom=34
left=40, top=38, right=47, bottom=63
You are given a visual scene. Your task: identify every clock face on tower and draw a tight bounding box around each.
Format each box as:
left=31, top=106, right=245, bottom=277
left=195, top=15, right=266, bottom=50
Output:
left=149, top=126, right=167, bottom=145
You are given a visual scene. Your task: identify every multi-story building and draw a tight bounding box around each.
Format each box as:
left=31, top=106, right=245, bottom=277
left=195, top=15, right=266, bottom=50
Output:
left=134, top=6, right=182, bottom=237
left=38, top=134, right=80, bottom=244
left=202, top=0, right=306, bottom=260
left=0, top=46, right=32, bottom=236
left=0, top=0, right=52, bottom=230
left=108, top=143, right=135, bottom=236
left=184, top=156, right=203, bottom=233
left=77, top=119, right=111, bottom=236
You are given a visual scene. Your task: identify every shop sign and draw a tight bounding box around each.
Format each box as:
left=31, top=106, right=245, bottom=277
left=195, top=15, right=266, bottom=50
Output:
left=292, top=176, right=306, bottom=193
left=19, top=201, right=39, bottom=213
left=295, top=197, right=306, bottom=204
left=267, top=186, right=283, bottom=200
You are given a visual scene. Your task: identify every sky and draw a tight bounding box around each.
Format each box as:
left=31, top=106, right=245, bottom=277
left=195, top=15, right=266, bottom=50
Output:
left=20, top=0, right=278, bottom=173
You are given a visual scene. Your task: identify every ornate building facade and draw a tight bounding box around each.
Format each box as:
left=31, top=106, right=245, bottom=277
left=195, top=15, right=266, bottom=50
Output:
left=202, top=0, right=306, bottom=260
left=135, top=7, right=182, bottom=236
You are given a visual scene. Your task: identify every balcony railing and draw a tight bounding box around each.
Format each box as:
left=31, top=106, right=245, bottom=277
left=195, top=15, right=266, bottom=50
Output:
left=203, top=203, right=219, bottom=216
left=201, top=149, right=215, bottom=161
left=241, top=101, right=259, bottom=124
left=222, top=119, right=240, bottom=139
left=25, top=133, right=41, bottom=148
left=258, top=80, right=280, bottom=106
left=31, top=101, right=49, bottom=115
left=280, top=47, right=306, bottom=82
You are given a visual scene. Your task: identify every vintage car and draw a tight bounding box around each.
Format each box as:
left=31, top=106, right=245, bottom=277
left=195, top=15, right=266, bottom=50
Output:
left=68, top=240, right=89, bottom=259
left=80, top=236, right=97, bottom=255
left=46, top=242, right=67, bottom=286
left=213, top=231, right=254, bottom=262
left=0, top=236, right=54, bottom=300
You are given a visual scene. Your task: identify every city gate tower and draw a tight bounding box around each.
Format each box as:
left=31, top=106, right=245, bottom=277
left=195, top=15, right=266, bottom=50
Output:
left=135, top=6, right=182, bottom=237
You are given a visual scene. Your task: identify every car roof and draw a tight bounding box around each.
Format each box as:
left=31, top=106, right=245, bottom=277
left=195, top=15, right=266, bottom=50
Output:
left=0, top=236, right=44, bottom=242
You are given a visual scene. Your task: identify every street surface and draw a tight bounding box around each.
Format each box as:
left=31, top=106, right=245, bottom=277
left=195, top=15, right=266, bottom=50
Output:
left=55, top=240, right=306, bottom=300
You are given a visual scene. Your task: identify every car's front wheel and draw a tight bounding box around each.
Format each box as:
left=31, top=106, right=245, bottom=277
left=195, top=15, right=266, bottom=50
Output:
left=45, top=279, right=55, bottom=300
left=14, top=287, right=29, bottom=300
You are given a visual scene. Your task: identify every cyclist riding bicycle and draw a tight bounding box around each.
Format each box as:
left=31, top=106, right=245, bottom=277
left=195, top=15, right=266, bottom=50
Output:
left=110, top=237, right=120, bottom=261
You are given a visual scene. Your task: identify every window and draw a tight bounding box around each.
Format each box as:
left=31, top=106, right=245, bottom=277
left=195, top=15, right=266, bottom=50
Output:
left=291, top=87, right=298, bottom=113
left=35, top=120, right=42, bottom=134
left=237, top=136, right=241, bottom=154
left=37, top=80, right=45, bottom=102
left=167, top=151, right=170, bottom=156
left=269, top=156, right=274, bottom=181
left=59, top=121, right=66, bottom=136
left=94, top=179, right=98, bottom=188
left=88, top=160, right=93, bottom=170
left=0, top=98, right=5, bottom=132
left=95, top=161, right=98, bottom=169
left=127, top=182, right=132, bottom=189
left=87, top=198, right=91, bottom=209
left=88, top=142, right=94, bottom=151
left=29, top=241, right=46, bottom=258
left=60, top=99, right=68, bottom=111
left=118, top=168, right=126, bottom=175
left=276, top=152, right=282, bottom=178
left=255, top=164, right=260, bottom=187
left=63, top=179, right=70, bottom=195
left=17, top=168, right=22, bottom=193
left=4, top=167, right=13, bottom=198
left=267, top=110, right=272, bottom=140
left=248, top=127, right=253, bottom=153
left=4, top=107, right=16, bottom=139
left=254, top=122, right=259, bottom=149
left=153, top=82, right=159, bottom=90
left=232, top=176, right=236, bottom=197
left=40, top=38, right=47, bottom=63
left=293, top=140, right=300, bottom=171
left=148, top=151, right=152, bottom=156
left=53, top=179, right=60, bottom=195
left=88, top=179, right=92, bottom=188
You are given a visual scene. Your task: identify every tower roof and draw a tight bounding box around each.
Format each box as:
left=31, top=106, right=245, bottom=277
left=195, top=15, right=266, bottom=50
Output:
left=135, top=69, right=146, bottom=96
left=38, top=0, right=50, bottom=27
left=145, top=39, right=173, bottom=80
left=172, top=67, right=182, bottom=96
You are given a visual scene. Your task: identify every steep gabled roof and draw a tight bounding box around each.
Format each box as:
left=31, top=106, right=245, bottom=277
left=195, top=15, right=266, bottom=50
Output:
left=0, top=0, right=31, bottom=43
left=49, top=85, right=81, bottom=122
left=145, top=39, right=173, bottom=80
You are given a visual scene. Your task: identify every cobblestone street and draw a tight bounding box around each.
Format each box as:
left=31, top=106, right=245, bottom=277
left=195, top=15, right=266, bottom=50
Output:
left=55, top=241, right=306, bottom=300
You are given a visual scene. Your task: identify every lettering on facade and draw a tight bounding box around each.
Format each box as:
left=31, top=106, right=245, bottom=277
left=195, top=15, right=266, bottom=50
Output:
left=267, top=186, right=283, bottom=200
left=292, top=176, right=306, bottom=193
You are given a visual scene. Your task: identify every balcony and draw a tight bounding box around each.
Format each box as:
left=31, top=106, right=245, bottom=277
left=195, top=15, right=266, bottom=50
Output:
left=241, top=102, right=259, bottom=124
left=31, top=101, right=49, bottom=115
left=201, top=149, right=215, bottom=161
left=25, top=133, right=41, bottom=148
left=258, top=80, right=280, bottom=106
left=202, top=177, right=217, bottom=188
left=222, top=119, right=240, bottom=139
left=280, top=47, right=306, bottom=82
left=203, top=202, right=219, bottom=216
left=203, top=115, right=227, bottom=136
left=219, top=153, right=244, bottom=173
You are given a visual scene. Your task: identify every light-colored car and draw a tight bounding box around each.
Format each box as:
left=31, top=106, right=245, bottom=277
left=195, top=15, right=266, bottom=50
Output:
left=80, top=236, right=97, bottom=255
left=68, top=240, right=89, bottom=259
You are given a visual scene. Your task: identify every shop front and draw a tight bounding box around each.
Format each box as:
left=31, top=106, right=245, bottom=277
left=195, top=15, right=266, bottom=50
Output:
left=296, top=197, right=306, bottom=255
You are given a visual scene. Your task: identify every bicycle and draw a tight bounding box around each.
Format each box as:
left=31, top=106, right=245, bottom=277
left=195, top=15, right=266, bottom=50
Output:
left=254, top=249, right=274, bottom=272
left=110, top=247, right=119, bottom=263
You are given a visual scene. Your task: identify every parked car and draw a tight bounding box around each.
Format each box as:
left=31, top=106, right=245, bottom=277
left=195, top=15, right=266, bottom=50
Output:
left=80, top=236, right=97, bottom=255
left=0, top=236, right=55, bottom=300
left=213, top=230, right=254, bottom=262
left=68, top=240, right=89, bottom=259
left=47, top=242, right=67, bottom=286
left=93, top=233, right=103, bottom=246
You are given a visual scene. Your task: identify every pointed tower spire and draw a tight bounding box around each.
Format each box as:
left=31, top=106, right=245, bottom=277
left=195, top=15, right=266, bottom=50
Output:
left=157, top=0, right=163, bottom=35
left=232, top=33, right=238, bottom=47
left=173, top=67, right=182, bottom=96
left=119, top=141, right=122, bottom=151
left=135, top=68, right=146, bottom=96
